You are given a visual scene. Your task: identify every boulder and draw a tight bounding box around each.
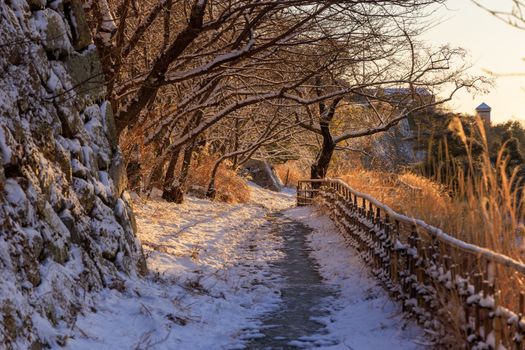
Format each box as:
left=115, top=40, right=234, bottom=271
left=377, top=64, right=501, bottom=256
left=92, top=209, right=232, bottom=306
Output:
left=242, top=159, right=283, bottom=192
left=36, top=9, right=74, bottom=57
left=65, top=48, right=106, bottom=102
left=67, top=0, right=93, bottom=50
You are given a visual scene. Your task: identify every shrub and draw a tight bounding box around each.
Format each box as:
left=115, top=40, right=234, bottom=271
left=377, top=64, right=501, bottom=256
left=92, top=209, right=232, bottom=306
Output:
left=188, top=155, right=250, bottom=203
left=275, top=161, right=309, bottom=187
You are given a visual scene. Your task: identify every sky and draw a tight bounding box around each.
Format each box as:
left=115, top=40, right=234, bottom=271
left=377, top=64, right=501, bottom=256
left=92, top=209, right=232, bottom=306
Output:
left=422, top=0, right=525, bottom=123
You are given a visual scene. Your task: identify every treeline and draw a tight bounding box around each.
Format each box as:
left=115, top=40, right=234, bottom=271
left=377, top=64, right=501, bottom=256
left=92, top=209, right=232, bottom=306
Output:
left=83, top=0, right=480, bottom=202
left=414, top=112, right=525, bottom=197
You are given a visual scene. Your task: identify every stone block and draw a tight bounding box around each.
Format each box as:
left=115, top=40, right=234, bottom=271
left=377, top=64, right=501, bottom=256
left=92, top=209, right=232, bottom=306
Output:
left=65, top=48, right=106, bottom=103
left=37, top=9, right=74, bottom=57
left=68, top=0, right=93, bottom=50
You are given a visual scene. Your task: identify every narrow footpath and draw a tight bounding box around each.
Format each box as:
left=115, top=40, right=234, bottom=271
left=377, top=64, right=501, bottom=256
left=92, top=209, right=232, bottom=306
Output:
left=247, top=213, right=337, bottom=349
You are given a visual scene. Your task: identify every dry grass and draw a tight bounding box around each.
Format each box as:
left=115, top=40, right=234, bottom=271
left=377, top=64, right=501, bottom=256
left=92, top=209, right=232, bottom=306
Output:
left=341, top=120, right=524, bottom=262
left=275, top=161, right=310, bottom=187
left=339, top=119, right=525, bottom=347
left=340, top=169, right=457, bottom=238
left=341, top=118, right=525, bottom=324
left=188, top=155, right=250, bottom=203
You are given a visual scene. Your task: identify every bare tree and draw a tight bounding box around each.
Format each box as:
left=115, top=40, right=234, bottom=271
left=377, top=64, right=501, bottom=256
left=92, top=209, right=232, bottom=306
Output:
left=472, top=0, right=525, bottom=29
left=86, top=0, right=485, bottom=200
left=205, top=108, right=299, bottom=198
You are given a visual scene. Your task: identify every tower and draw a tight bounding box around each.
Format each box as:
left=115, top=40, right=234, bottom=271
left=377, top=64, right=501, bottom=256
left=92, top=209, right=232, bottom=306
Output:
left=476, top=102, right=492, bottom=124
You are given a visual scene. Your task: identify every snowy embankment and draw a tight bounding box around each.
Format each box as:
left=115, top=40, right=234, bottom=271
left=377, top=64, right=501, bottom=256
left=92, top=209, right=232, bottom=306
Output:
left=67, top=184, right=294, bottom=350
left=285, top=207, right=426, bottom=350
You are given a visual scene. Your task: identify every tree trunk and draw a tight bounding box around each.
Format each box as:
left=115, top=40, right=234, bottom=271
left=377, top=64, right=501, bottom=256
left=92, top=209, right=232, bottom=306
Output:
left=231, top=118, right=240, bottom=169
left=311, top=121, right=335, bottom=179
left=310, top=97, right=341, bottom=180
left=115, top=1, right=207, bottom=133
left=160, top=146, right=182, bottom=201
left=147, top=151, right=170, bottom=192
left=206, top=158, right=223, bottom=199
left=162, top=141, right=194, bottom=203
left=126, top=144, right=142, bottom=191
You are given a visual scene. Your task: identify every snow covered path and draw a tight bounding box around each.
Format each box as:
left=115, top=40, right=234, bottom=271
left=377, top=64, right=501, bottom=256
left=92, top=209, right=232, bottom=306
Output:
left=247, top=213, right=337, bottom=349
left=66, top=185, right=425, bottom=349
left=284, top=207, right=425, bottom=350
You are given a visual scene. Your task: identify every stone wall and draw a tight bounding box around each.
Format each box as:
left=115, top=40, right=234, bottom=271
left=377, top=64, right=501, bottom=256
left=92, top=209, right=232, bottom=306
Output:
left=0, top=1, right=146, bottom=348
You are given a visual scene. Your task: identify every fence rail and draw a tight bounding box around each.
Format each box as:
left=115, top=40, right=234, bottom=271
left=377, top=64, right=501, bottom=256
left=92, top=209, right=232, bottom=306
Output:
left=297, top=178, right=525, bottom=349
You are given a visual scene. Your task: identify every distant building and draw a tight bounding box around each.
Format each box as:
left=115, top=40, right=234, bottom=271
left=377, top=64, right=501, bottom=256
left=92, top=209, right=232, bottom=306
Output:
left=476, top=102, right=492, bottom=124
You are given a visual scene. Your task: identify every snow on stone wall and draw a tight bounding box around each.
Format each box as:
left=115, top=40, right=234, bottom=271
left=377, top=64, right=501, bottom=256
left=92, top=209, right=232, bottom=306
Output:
left=0, top=1, right=146, bottom=348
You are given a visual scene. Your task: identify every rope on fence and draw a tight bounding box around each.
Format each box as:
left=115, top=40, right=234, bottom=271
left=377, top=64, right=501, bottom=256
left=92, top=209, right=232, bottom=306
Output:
left=297, top=178, right=525, bottom=349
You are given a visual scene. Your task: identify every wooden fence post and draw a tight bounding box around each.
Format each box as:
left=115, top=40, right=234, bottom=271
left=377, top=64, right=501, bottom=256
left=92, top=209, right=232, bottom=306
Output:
left=392, top=220, right=400, bottom=285
left=494, top=290, right=502, bottom=349
left=516, top=292, right=524, bottom=350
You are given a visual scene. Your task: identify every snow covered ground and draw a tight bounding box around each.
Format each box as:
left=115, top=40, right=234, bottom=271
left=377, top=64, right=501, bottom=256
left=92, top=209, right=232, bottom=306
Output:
left=66, top=184, right=425, bottom=349
left=66, top=184, right=293, bottom=350
left=285, top=207, right=426, bottom=350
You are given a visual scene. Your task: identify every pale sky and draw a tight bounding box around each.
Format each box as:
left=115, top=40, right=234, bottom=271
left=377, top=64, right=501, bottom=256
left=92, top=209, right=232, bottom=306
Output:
left=423, top=0, right=525, bottom=123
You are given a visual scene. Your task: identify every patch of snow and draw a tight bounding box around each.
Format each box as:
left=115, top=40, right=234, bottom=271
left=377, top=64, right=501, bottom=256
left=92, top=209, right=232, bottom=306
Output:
left=247, top=181, right=295, bottom=211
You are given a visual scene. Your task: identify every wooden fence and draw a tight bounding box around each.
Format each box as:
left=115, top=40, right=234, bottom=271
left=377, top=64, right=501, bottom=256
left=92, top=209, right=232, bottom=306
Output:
left=298, top=178, right=525, bottom=349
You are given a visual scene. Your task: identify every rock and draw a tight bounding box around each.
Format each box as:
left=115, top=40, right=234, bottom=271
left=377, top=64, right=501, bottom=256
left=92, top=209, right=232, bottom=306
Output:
left=41, top=202, right=70, bottom=263
left=29, top=0, right=46, bottom=10
left=0, top=2, right=147, bottom=347
left=73, top=177, right=96, bottom=212
left=109, top=151, right=128, bottom=197
left=122, top=192, right=138, bottom=233
left=65, top=48, right=106, bottom=102
left=90, top=200, right=122, bottom=260
left=8, top=44, right=24, bottom=66
left=59, top=209, right=77, bottom=240
left=71, top=158, right=89, bottom=179
left=37, top=9, right=74, bottom=58
left=56, top=105, right=85, bottom=138
left=23, top=248, right=41, bottom=286
left=0, top=125, right=15, bottom=166
left=242, top=159, right=283, bottom=192
left=67, top=0, right=93, bottom=50
left=97, top=150, right=110, bottom=170
left=30, top=341, right=44, bottom=350
left=1, top=301, right=17, bottom=341
left=29, top=230, right=44, bottom=260
left=81, top=145, right=99, bottom=175
left=100, top=102, right=118, bottom=151
left=54, top=139, right=72, bottom=181
left=84, top=105, right=111, bottom=152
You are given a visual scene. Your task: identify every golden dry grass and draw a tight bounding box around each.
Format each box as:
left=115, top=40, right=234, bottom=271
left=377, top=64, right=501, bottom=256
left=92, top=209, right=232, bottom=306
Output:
left=188, top=155, right=250, bottom=203
left=340, top=169, right=458, bottom=238
left=341, top=119, right=524, bottom=262
left=341, top=119, right=525, bottom=328
left=339, top=120, right=525, bottom=347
